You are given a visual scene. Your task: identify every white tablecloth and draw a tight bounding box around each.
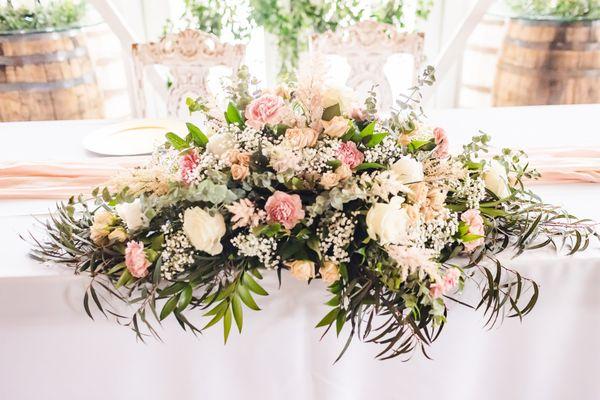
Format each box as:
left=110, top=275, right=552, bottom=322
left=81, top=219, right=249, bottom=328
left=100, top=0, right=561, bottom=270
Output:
left=1, top=105, right=599, bottom=400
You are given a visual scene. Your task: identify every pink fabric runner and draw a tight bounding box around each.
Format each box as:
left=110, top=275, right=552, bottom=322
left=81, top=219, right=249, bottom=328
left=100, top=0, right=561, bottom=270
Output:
left=0, top=158, right=146, bottom=200
left=0, top=148, right=597, bottom=200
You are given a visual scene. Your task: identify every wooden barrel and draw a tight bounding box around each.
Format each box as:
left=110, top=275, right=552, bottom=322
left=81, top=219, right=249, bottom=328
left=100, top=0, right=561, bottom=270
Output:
left=493, top=18, right=600, bottom=106
left=0, top=28, right=104, bottom=122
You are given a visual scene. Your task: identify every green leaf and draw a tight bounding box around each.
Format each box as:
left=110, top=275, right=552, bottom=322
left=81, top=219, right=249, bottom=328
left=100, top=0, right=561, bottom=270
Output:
left=237, top=284, right=260, bottom=311
left=106, top=262, right=125, bottom=275
left=203, top=304, right=227, bottom=329
left=223, top=305, right=232, bottom=343
left=115, top=269, right=132, bottom=288
left=150, top=234, right=165, bottom=251
left=152, top=256, right=162, bottom=284
left=224, top=102, right=243, bottom=126
left=165, top=132, right=188, bottom=150
left=365, top=132, right=388, bottom=148
left=177, top=285, right=193, bottom=312
left=359, top=121, right=376, bottom=138
left=231, top=294, right=243, bottom=332
left=316, top=307, right=339, bottom=328
left=159, top=296, right=179, bottom=320
left=242, top=273, right=268, bottom=296
left=355, top=162, right=385, bottom=171
left=186, top=122, right=209, bottom=147
left=321, top=103, right=341, bottom=121
left=335, top=310, right=346, bottom=336
left=462, top=233, right=484, bottom=243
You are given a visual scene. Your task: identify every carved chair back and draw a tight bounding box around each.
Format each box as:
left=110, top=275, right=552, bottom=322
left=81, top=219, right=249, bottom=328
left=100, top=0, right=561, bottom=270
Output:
left=311, top=21, right=425, bottom=112
left=131, top=29, right=245, bottom=117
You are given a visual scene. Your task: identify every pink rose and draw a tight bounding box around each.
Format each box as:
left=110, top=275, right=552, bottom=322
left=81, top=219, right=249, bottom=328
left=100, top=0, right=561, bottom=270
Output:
left=350, top=107, right=367, bottom=122
left=443, top=268, right=461, bottom=290
left=429, top=282, right=444, bottom=299
left=180, top=149, right=200, bottom=185
left=125, top=241, right=151, bottom=278
left=336, top=141, right=364, bottom=170
left=245, top=94, right=286, bottom=130
left=433, top=127, right=449, bottom=159
left=264, top=191, right=305, bottom=229
left=461, top=209, right=485, bottom=252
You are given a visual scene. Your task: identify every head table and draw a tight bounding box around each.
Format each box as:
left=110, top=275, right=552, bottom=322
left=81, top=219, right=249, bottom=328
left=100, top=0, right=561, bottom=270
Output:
left=0, top=105, right=599, bottom=400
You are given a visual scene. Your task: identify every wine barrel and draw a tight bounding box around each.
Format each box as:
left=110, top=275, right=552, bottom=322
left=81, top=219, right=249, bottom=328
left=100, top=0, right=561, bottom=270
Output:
left=493, top=18, right=600, bottom=106
left=0, top=28, right=104, bottom=122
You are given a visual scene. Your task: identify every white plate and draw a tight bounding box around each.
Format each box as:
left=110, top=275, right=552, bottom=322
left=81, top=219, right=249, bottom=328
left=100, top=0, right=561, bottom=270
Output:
left=82, top=119, right=187, bottom=156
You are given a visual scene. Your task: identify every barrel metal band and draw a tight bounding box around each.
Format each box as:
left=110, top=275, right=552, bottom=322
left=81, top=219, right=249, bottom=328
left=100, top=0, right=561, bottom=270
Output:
left=497, top=62, right=600, bottom=78
left=0, top=28, right=81, bottom=43
left=505, top=37, right=600, bottom=51
left=0, top=72, right=95, bottom=92
left=0, top=47, right=87, bottom=66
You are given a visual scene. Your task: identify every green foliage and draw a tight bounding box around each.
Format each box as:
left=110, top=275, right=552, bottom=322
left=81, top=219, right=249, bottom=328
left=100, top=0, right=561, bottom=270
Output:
left=506, top=0, right=599, bottom=18
left=0, top=1, right=86, bottom=32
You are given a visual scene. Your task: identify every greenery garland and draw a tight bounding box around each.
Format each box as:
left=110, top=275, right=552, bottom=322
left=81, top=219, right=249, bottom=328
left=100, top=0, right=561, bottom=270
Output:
left=506, top=0, right=599, bottom=19
left=0, top=0, right=86, bottom=32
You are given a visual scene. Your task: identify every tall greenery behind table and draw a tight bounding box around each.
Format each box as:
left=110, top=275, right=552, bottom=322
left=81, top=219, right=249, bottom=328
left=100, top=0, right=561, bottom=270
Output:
left=165, top=0, right=434, bottom=77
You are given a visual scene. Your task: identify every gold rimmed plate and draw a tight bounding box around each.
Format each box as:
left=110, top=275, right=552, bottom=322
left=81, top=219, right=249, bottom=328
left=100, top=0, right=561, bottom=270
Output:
left=83, top=119, right=187, bottom=156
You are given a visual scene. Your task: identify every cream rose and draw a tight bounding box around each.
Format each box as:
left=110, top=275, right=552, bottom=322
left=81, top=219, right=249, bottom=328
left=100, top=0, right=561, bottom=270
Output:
left=286, top=259, right=316, bottom=281
left=284, top=127, right=319, bottom=148
left=90, top=209, right=117, bottom=244
left=115, top=199, right=147, bottom=232
left=320, top=172, right=341, bottom=190
left=206, top=133, right=235, bottom=158
left=322, top=116, right=349, bottom=138
left=319, top=261, right=341, bottom=284
left=366, top=196, right=409, bottom=245
left=335, top=164, right=352, bottom=180
left=483, top=160, right=510, bottom=199
left=390, top=157, right=424, bottom=185
left=321, top=83, right=355, bottom=112
left=183, top=207, right=226, bottom=256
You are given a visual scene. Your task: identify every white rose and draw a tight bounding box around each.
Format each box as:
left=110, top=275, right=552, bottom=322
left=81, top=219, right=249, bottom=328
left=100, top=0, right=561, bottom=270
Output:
left=206, top=133, right=235, bottom=158
left=390, top=157, right=424, bottom=185
left=115, top=199, right=147, bottom=232
left=183, top=207, right=226, bottom=256
left=321, top=83, right=355, bottom=112
left=366, top=196, right=409, bottom=245
left=483, top=160, right=510, bottom=199
left=286, top=259, right=316, bottom=281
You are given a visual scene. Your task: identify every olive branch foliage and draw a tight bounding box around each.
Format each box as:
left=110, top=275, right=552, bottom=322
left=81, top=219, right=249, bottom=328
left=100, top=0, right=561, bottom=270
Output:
left=28, top=67, right=598, bottom=361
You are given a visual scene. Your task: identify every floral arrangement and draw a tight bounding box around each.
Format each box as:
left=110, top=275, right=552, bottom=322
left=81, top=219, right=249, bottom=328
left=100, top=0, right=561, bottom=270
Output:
left=0, top=0, right=86, bottom=32
left=31, top=65, right=597, bottom=360
left=506, top=0, right=599, bottom=19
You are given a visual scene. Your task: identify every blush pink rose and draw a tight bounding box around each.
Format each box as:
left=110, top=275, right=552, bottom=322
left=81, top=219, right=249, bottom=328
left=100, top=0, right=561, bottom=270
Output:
left=443, top=268, right=461, bottom=290
left=264, top=191, right=305, bottom=229
left=429, top=282, right=444, bottom=299
left=245, top=94, right=286, bottom=130
left=180, top=149, right=200, bottom=185
left=461, top=209, right=485, bottom=252
left=337, top=141, right=364, bottom=170
left=125, top=241, right=151, bottom=278
left=433, top=127, right=449, bottom=158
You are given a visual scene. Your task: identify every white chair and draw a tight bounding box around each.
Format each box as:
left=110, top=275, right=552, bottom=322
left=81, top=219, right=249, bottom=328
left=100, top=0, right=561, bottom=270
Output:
left=310, top=21, right=425, bottom=112
left=131, top=29, right=245, bottom=117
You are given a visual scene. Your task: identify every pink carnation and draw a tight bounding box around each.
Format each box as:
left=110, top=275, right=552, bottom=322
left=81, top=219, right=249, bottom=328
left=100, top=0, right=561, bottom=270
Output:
left=180, top=149, right=200, bottom=185
left=433, top=127, right=449, bottom=158
left=337, top=141, right=364, bottom=170
left=125, top=241, right=151, bottom=278
left=461, top=209, right=485, bottom=253
left=264, top=191, right=305, bottom=230
left=245, top=94, right=286, bottom=130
